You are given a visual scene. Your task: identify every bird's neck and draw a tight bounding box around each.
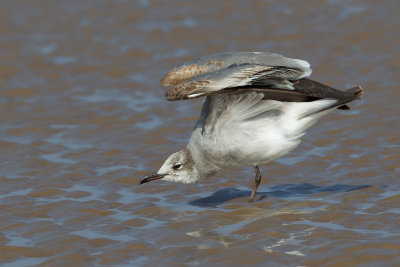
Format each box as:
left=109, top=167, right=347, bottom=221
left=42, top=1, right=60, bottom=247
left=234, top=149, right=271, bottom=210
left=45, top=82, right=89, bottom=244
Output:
left=186, top=142, right=221, bottom=180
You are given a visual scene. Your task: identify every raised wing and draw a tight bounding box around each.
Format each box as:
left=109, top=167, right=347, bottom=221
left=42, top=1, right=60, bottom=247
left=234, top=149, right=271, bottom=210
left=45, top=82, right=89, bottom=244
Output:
left=161, top=52, right=362, bottom=111
left=161, top=52, right=312, bottom=101
left=161, top=52, right=310, bottom=86
left=165, top=64, right=311, bottom=101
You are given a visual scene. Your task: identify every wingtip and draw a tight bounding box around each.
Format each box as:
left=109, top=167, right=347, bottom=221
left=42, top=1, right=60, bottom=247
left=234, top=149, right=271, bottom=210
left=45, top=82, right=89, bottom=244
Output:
left=165, top=89, right=179, bottom=101
left=165, top=86, right=189, bottom=101
left=161, top=73, right=174, bottom=87
left=161, top=63, right=211, bottom=87
left=161, top=68, right=184, bottom=87
left=160, top=77, right=169, bottom=87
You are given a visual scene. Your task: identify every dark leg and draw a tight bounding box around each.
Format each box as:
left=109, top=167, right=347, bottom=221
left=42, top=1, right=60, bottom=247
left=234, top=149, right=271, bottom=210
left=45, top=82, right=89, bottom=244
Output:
left=249, top=166, right=262, bottom=203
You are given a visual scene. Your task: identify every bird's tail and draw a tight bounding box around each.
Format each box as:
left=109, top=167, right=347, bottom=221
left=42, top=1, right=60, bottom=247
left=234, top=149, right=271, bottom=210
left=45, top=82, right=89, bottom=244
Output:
left=345, top=86, right=363, bottom=99
left=300, top=85, right=363, bottom=118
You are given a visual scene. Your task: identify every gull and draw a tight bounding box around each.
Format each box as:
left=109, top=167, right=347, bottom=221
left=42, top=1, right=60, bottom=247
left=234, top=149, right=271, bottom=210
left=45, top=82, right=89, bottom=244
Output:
left=140, top=52, right=363, bottom=203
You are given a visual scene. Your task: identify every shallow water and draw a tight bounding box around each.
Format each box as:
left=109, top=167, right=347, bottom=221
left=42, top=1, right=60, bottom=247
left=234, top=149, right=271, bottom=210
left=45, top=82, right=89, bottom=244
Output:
left=1, top=0, right=399, bottom=266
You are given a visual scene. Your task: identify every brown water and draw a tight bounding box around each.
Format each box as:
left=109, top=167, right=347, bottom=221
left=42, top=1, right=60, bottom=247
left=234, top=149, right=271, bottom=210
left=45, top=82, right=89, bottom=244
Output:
left=1, top=1, right=399, bottom=266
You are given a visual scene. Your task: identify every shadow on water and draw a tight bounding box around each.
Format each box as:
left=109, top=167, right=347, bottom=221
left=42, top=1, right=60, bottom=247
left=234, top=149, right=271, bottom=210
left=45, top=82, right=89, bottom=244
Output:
left=189, top=183, right=371, bottom=208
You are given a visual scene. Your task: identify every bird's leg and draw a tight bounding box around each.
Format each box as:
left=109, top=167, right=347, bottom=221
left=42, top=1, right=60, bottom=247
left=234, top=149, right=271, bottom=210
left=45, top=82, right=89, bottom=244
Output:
left=249, top=166, right=262, bottom=203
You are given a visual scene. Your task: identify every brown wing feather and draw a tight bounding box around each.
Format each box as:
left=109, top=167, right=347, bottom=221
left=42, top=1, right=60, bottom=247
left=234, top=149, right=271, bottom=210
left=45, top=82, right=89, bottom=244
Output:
left=161, top=52, right=311, bottom=87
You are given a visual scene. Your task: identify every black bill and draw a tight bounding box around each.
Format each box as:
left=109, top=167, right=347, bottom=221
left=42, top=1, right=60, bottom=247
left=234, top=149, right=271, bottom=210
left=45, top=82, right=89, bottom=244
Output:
left=140, top=172, right=165, bottom=184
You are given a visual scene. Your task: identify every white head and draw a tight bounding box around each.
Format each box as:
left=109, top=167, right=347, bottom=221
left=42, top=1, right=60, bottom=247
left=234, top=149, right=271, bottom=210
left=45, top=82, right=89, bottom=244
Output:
left=140, top=148, right=202, bottom=184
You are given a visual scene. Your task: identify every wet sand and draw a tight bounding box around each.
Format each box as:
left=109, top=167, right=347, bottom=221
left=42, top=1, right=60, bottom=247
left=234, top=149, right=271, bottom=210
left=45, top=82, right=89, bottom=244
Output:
left=1, top=0, right=399, bottom=266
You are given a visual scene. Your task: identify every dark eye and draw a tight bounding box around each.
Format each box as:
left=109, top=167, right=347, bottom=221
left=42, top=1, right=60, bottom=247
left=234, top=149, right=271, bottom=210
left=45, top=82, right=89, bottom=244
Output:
left=173, top=163, right=182, bottom=170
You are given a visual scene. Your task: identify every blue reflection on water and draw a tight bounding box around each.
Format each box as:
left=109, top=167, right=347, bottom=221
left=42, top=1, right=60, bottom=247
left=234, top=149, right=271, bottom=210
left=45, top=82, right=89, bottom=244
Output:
left=189, top=183, right=371, bottom=207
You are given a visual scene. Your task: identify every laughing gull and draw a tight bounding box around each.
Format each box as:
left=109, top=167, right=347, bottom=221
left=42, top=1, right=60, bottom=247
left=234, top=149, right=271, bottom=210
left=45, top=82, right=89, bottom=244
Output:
left=140, top=52, right=363, bottom=203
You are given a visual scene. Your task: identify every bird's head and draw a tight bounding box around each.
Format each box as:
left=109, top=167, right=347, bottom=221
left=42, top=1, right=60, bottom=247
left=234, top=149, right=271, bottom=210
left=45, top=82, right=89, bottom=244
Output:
left=140, top=148, right=201, bottom=184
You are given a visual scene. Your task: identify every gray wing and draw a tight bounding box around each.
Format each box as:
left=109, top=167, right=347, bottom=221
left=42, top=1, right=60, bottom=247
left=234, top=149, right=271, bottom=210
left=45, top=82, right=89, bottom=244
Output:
left=162, top=52, right=312, bottom=101
left=162, top=52, right=362, bottom=113
left=197, top=87, right=362, bottom=137
left=196, top=93, right=283, bottom=136
left=161, top=52, right=310, bottom=86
